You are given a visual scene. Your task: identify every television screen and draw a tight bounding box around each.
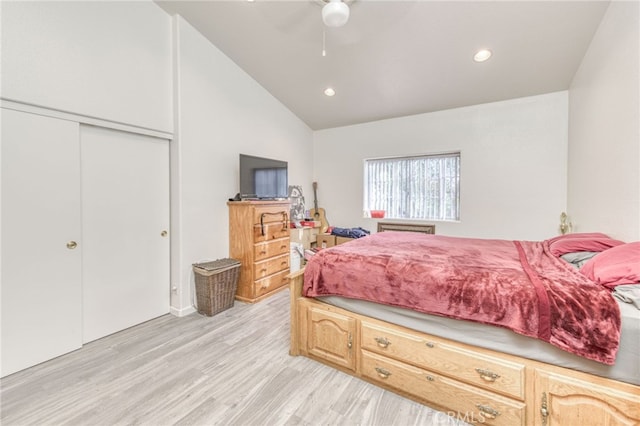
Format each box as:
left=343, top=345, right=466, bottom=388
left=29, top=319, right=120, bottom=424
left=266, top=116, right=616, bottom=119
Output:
left=239, top=154, right=288, bottom=199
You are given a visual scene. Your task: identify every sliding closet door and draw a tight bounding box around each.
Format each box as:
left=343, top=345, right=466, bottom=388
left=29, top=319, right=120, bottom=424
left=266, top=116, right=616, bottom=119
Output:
left=1, top=108, right=82, bottom=376
left=81, top=125, right=170, bottom=343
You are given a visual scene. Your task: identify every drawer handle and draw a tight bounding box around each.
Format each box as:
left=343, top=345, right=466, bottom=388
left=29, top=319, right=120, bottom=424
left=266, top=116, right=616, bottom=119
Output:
left=475, top=368, right=500, bottom=382
left=425, top=342, right=435, bottom=348
left=374, top=337, right=391, bottom=348
left=259, top=250, right=267, bottom=255
left=374, top=367, right=391, bottom=379
left=347, top=332, right=353, bottom=349
left=425, top=375, right=435, bottom=382
left=476, top=404, right=500, bottom=419
left=280, top=245, right=287, bottom=249
left=540, top=392, right=549, bottom=425
left=281, top=261, right=287, bottom=266
left=261, top=282, right=270, bottom=289
left=261, top=268, right=267, bottom=273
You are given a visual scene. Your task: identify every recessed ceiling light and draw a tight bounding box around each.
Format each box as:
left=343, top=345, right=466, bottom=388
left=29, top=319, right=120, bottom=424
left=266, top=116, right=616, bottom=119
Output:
left=473, top=49, right=492, bottom=62
left=324, top=87, right=336, bottom=97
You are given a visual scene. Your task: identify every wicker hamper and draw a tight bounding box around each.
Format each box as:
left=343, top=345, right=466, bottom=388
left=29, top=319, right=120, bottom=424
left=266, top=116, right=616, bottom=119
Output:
left=192, top=258, right=241, bottom=316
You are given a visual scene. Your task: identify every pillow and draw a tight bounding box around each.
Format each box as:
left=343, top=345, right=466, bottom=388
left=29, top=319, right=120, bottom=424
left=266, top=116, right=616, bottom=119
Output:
left=546, top=232, right=609, bottom=245
left=548, top=234, right=624, bottom=257
left=580, top=242, right=640, bottom=288
left=560, top=251, right=598, bottom=269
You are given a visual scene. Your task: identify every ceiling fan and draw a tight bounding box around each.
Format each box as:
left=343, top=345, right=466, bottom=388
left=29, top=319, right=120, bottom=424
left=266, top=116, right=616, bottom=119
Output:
left=321, top=0, right=351, bottom=27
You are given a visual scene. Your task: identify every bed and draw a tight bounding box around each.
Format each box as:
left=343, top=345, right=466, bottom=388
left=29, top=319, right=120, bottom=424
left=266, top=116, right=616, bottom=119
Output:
left=289, top=232, right=640, bottom=425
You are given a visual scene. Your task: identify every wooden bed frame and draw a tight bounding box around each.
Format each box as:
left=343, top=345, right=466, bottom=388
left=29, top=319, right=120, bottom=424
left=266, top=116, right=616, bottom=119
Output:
left=289, top=269, right=640, bottom=425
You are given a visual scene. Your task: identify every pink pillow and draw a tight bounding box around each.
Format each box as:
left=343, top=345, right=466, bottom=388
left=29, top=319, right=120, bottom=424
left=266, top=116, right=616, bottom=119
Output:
left=548, top=234, right=624, bottom=256
left=580, top=242, right=640, bottom=288
left=546, top=232, right=609, bottom=245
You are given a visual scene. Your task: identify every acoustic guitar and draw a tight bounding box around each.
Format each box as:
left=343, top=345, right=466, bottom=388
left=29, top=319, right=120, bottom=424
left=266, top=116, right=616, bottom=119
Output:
left=312, top=182, right=329, bottom=233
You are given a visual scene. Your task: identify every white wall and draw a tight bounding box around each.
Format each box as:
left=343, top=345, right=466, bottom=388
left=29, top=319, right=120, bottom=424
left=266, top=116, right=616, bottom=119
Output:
left=568, top=1, right=640, bottom=242
left=1, top=1, right=172, bottom=133
left=313, top=92, right=568, bottom=240
left=171, top=16, right=313, bottom=313
left=0, top=2, right=315, bottom=315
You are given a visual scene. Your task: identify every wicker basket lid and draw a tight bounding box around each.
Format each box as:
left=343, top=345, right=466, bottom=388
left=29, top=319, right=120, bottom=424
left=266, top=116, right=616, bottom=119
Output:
left=193, top=258, right=240, bottom=272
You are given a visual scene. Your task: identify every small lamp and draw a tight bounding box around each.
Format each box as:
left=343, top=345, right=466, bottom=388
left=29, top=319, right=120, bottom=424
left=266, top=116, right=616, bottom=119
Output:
left=559, top=212, right=572, bottom=235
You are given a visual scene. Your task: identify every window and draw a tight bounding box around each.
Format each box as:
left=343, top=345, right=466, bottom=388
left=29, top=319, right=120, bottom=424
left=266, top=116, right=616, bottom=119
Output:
left=364, top=152, right=460, bottom=221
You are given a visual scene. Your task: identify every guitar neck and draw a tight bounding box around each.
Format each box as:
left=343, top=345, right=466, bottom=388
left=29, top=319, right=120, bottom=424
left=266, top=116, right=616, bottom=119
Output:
left=313, top=183, right=319, bottom=211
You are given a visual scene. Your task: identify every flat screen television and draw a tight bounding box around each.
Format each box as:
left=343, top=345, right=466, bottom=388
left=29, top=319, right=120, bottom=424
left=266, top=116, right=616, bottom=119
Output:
left=239, top=154, right=288, bottom=200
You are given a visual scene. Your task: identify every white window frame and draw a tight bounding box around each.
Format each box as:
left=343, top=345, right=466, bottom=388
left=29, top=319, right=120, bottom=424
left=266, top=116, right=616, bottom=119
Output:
left=363, top=152, right=461, bottom=221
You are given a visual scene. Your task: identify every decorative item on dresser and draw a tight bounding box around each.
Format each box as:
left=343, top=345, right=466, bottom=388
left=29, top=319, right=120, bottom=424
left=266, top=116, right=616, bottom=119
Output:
left=228, top=200, right=291, bottom=303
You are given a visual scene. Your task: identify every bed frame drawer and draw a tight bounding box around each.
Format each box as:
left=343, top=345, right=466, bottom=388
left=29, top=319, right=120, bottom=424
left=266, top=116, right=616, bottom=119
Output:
left=307, top=306, right=356, bottom=371
left=362, top=350, right=525, bottom=426
left=361, top=321, right=525, bottom=400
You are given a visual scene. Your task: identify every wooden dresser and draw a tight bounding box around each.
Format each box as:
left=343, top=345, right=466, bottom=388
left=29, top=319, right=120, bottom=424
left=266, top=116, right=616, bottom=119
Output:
left=228, top=200, right=290, bottom=303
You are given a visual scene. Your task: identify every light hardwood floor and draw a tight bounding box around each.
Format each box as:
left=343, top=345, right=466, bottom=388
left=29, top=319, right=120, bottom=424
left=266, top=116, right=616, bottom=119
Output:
left=1, top=289, right=467, bottom=426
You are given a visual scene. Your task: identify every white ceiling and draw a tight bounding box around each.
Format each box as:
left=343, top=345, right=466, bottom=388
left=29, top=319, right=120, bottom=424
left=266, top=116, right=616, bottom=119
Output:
left=155, top=0, right=610, bottom=130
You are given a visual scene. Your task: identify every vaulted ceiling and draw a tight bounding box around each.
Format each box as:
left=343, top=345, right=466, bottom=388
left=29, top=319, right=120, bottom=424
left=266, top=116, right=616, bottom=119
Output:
left=155, top=1, right=610, bottom=130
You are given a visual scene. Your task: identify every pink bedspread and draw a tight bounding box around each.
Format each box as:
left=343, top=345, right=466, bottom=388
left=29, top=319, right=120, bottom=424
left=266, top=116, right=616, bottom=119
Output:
left=303, top=232, right=621, bottom=364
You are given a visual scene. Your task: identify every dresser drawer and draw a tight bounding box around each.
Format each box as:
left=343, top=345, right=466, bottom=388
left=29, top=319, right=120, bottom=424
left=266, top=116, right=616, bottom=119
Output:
left=361, top=321, right=525, bottom=400
left=254, top=253, right=289, bottom=280
left=254, top=269, right=289, bottom=298
left=361, top=351, right=525, bottom=426
left=253, top=206, right=289, bottom=225
left=254, top=238, right=289, bottom=262
left=253, top=222, right=290, bottom=243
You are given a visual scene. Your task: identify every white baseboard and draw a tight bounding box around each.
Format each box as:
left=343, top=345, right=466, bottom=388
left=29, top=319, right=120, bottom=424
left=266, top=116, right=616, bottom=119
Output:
left=170, top=304, right=196, bottom=317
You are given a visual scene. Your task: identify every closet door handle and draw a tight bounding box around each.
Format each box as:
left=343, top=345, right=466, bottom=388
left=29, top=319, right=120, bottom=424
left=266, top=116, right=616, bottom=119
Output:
left=66, top=241, right=78, bottom=250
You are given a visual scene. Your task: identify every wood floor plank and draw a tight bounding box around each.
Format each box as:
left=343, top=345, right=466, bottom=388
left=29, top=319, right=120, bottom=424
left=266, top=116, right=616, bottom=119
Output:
left=1, top=289, right=467, bottom=426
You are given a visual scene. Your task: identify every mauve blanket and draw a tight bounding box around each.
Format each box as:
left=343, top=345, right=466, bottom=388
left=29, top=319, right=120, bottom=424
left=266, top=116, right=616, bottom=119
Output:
left=303, top=232, right=621, bottom=364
